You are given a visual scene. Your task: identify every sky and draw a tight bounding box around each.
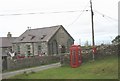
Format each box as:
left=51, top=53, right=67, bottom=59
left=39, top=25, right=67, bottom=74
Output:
left=0, top=0, right=119, bottom=45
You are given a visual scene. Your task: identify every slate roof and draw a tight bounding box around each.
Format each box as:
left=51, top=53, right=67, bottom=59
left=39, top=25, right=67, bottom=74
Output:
left=13, top=25, right=73, bottom=43
left=0, top=37, right=17, bottom=56
left=0, top=37, right=17, bottom=48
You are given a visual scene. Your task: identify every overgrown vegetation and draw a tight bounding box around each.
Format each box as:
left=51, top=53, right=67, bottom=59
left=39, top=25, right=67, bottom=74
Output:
left=10, top=55, right=118, bottom=79
left=112, top=35, right=120, bottom=44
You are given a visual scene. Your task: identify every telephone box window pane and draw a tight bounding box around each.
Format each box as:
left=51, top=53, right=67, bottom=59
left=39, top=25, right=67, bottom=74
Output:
left=72, top=50, right=76, bottom=65
left=78, top=50, right=81, bottom=62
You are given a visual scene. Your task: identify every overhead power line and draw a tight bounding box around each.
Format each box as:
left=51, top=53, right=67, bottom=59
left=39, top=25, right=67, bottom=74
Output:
left=67, top=10, right=89, bottom=27
left=94, top=10, right=118, bottom=22
left=67, top=0, right=90, bottom=27
left=0, top=10, right=88, bottom=16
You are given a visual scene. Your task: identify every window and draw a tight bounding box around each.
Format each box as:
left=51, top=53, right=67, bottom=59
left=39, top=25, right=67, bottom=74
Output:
left=41, top=35, right=46, bottom=39
left=20, top=37, right=25, bottom=41
left=31, top=36, right=35, bottom=40
left=27, top=51, right=31, bottom=56
left=72, top=50, right=76, bottom=65
left=38, top=45, right=41, bottom=51
left=17, top=46, right=20, bottom=50
left=67, top=39, right=73, bottom=53
left=17, top=46, right=20, bottom=54
left=27, top=45, right=31, bottom=50
left=38, top=45, right=41, bottom=54
left=26, top=45, right=32, bottom=56
left=61, top=45, right=66, bottom=53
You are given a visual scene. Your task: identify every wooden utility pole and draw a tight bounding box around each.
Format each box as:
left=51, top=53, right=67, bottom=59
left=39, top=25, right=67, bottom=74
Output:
left=90, top=0, right=95, bottom=61
left=90, top=0, right=95, bottom=46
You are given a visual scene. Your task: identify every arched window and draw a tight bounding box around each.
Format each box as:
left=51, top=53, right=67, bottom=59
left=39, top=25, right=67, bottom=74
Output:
left=38, top=45, right=41, bottom=54
left=17, top=45, right=20, bottom=54
left=61, top=45, right=66, bottom=53
left=67, top=39, right=73, bottom=53
left=52, top=40, right=58, bottom=54
left=48, top=40, right=58, bottom=55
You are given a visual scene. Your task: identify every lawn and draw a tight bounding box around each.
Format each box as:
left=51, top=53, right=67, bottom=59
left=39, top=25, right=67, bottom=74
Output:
left=10, top=55, right=118, bottom=79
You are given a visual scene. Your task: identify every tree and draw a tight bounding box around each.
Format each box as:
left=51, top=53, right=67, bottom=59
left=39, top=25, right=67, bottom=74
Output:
left=84, top=40, right=89, bottom=47
left=112, top=35, right=120, bottom=45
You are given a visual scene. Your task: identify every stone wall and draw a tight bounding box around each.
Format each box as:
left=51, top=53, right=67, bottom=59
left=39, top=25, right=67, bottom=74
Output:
left=3, top=45, right=118, bottom=71
left=6, top=55, right=60, bottom=71
left=61, top=45, right=118, bottom=66
left=13, top=42, right=48, bottom=56
left=82, top=45, right=118, bottom=62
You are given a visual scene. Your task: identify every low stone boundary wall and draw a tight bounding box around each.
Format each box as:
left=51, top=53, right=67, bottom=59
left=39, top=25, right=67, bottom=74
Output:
left=61, top=45, right=118, bottom=66
left=3, top=45, right=119, bottom=70
left=6, top=55, right=60, bottom=71
left=2, top=63, right=61, bottom=79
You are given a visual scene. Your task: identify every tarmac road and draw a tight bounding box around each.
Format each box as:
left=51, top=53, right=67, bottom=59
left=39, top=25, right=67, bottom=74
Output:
left=2, top=62, right=61, bottom=79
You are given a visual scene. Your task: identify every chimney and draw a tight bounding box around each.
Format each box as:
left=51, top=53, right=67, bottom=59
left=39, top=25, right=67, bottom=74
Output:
left=27, top=26, right=31, bottom=31
left=7, top=32, right=12, bottom=38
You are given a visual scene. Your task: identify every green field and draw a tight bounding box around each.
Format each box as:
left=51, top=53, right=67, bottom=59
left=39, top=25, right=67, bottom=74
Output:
left=10, top=55, right=118, bottom=79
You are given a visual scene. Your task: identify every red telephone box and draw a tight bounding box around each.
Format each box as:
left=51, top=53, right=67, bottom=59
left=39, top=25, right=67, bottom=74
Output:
left=70, top=45, right=82, bottom=68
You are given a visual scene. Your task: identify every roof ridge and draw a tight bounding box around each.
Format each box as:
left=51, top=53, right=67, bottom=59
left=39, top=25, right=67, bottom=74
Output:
left=0, top=37, right=18, bottom=38
left=13, top=25, right=63, bottom=43
left=29, top=25, right=61, bottom=30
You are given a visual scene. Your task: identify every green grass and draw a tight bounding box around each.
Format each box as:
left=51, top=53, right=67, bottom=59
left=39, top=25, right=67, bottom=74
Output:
left=10, top=55, right=118, bottom=79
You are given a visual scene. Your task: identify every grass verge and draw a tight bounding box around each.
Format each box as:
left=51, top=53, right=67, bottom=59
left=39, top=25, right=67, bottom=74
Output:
left=10, top=55, right=118, bottom=79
